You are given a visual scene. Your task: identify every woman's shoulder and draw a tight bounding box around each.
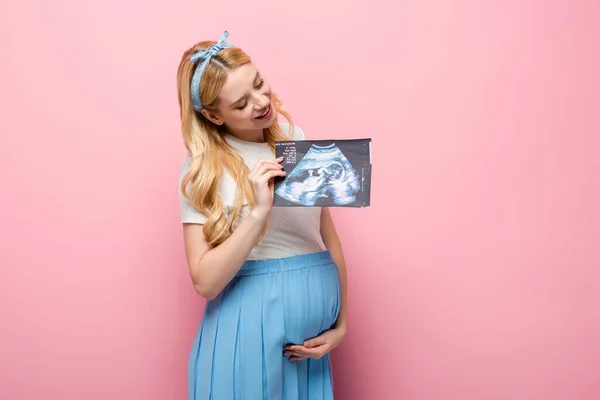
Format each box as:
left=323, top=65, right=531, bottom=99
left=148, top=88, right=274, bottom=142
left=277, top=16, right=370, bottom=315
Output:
left=178, top=153, right=237, bottom=205
left=278, top=122, right=306, bottom=140
left=178, top=153, right=200, bottom=185
left=178, top=153, right=192, bottom=181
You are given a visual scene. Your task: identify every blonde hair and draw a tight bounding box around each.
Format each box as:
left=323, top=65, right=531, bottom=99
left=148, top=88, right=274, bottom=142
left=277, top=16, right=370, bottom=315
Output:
left=177, top=39, right=294, bottom=246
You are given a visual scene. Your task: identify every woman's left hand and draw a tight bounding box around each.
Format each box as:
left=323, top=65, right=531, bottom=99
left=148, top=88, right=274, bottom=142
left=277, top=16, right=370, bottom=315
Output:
left=284, top=326, right=347, bottom=361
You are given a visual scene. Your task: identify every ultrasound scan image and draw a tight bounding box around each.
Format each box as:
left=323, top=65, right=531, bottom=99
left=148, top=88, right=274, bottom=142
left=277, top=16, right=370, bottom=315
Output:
left=273, top=138, right=371, bottom=208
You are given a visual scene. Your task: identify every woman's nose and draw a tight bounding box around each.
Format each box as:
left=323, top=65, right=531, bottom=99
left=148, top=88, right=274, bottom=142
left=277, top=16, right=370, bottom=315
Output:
left=254, top=94, right=269, bottom=109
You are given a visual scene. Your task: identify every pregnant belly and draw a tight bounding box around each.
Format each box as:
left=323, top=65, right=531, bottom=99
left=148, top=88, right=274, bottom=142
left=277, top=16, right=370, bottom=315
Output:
left=203, top=260, right=341, bottom=356
left=279, top=263, right=341, bottom=345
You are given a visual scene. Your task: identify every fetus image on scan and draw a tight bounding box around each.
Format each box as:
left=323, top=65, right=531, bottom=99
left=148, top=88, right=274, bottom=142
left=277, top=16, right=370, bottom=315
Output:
left=275, top=143, right=361, bottom=206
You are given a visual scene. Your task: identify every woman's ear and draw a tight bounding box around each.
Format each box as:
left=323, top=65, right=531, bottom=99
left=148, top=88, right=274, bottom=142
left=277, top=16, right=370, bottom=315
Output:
left=201, top=109, right=224, bottom=126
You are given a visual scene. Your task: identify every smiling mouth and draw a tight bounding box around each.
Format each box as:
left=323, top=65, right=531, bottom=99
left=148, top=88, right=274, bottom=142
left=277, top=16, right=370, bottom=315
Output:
left=255, top=103, right=272, bottom=119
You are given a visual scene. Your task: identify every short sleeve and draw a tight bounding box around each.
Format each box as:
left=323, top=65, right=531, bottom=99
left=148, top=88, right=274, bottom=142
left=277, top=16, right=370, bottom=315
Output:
left=279, top=122, right=306, bottom=140
left=178, top=157, right=208, bottom=224
left=293, top=125, right=306, bottom=140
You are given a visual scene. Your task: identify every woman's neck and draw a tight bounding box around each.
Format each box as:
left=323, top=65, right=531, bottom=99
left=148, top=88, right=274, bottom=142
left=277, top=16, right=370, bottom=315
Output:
left=225, top=127, right=265, bottom=143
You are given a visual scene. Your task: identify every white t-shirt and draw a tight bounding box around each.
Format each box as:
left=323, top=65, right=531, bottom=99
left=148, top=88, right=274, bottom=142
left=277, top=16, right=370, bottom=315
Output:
left=179, top=122, right=326, bottom=260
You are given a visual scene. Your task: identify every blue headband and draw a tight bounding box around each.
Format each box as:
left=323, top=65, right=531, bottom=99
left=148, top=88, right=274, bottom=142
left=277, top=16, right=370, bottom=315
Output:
left=190, top=30, right=234, bottom=112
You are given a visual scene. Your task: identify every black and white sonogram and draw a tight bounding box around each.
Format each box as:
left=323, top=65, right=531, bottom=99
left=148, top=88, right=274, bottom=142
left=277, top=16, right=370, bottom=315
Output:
left=273, top=139, right=371, bottom=208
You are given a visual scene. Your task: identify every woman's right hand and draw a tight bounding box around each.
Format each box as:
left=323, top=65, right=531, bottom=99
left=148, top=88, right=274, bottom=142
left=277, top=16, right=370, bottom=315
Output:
left=248, top=156, right=286, bottom=219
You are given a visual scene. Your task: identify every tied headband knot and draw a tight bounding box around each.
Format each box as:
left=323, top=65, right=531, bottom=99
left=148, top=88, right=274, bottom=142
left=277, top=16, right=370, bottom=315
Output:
left=190, top=30, right=234, bottom=112
left=190, top=42, right=227, bottom=64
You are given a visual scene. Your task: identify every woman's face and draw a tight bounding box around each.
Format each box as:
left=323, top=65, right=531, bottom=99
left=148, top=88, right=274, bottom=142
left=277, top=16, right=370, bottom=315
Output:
left=203, top=62, right=277, bottom=140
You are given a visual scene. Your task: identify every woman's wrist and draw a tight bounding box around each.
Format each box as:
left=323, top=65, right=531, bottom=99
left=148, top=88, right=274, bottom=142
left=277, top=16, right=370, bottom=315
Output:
left=334, top=319, right=347, bottom=333
left=250, top=206, right=271, bottom=222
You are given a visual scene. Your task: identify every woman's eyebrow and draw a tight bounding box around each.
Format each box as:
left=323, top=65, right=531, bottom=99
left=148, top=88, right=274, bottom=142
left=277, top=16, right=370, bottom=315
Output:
left=229, top=72, right=260, bottom=108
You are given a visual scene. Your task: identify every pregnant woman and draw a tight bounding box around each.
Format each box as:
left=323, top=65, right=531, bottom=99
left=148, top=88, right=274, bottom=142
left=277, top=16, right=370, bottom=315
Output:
left=176, top=31, right=349, bottom=399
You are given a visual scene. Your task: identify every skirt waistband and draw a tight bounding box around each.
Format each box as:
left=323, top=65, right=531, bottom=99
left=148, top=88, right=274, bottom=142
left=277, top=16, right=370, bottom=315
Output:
left=235, top=250, right=335, bottom=277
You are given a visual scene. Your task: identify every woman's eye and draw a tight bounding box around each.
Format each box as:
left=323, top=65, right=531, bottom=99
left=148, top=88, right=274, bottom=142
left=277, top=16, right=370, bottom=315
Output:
left=235, top=80, right=264, bottom=110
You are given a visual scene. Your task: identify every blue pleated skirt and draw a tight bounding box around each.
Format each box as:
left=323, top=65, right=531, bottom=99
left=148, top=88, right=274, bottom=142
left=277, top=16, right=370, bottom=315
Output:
left=188, top=250, right=341, bottom=400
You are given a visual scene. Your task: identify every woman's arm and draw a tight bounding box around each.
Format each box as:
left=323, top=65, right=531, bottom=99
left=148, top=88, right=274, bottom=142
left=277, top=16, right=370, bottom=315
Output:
left=320, top=207, right=348, bottom=331
left=183, top=208, right=269, bottom=300
left=182, top=158, right=285, bottom=300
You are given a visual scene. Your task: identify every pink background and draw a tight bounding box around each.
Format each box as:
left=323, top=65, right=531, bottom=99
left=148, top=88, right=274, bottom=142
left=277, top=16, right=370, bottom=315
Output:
left=1, top=0, right=599, bottom=399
